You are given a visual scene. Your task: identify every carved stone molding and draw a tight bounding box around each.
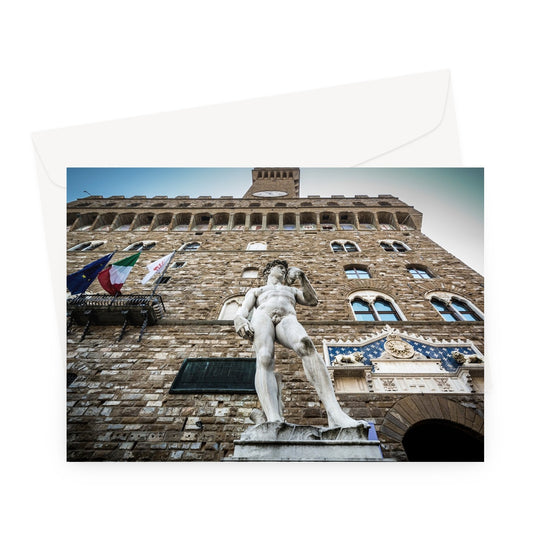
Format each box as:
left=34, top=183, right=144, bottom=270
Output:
left=384, top=334, right=415, bottom=359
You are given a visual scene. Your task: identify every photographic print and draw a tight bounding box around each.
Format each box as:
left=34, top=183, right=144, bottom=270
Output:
left=66, top=167, right=484, bottom=461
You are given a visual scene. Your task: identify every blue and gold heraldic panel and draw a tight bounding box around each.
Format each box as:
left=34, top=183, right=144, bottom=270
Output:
left=326, top=338, right=479, bottom=372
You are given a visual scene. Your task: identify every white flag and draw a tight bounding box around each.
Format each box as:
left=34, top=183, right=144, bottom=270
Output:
left=141, top=252, right=174, bottom=284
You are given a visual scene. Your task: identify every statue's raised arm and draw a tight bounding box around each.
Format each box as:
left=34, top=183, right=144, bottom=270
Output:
left=287, top=267, right=318, bottom=307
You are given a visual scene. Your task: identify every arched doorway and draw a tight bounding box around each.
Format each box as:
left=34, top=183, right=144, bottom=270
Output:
left=402, top=419, right=484, bottom=461
left=380, top=395, right=484, bottom=461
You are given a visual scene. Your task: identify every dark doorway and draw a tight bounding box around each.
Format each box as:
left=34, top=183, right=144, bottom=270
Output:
left=402, top=419, right=484, bottom=461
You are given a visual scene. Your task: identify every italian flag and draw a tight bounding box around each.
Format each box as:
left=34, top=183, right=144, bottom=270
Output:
left=97, top=252, right=141, bottom=295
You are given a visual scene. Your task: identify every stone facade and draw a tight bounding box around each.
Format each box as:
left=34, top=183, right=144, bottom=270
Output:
left=66, top=169, right=484, bottom=461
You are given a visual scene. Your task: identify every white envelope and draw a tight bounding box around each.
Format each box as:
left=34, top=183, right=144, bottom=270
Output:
left=32, top=69, right=460, bottom=340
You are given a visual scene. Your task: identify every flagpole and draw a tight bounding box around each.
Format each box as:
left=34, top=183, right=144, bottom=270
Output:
left=109, top=248, right=122, bottom=303
left=150, top=250, right=176, bottom=299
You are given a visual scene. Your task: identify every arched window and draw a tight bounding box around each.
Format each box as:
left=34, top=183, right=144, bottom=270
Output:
left=344, top=265, right=370, bottom=279
left=351, top=298, right=400, bottom=321
left=125, top=241, right=157, bottom=251
left=380, top=240, right=409, bottom=252
left=68, top=241, right=105, bottom=251
left=429, top=293, right=483, bottom=322
left=247, top=242, right=267, bottom=251
left=180, top=242, right=201, bottom=251
left=331, top=240, right=360, bottom=253
left=408, top=265, right=434, bottom=279
left=349, top=291, right=405, bottom=322
left=218, top=296, right=245, bottom=320
left=242, top=268, right=259, bottom=278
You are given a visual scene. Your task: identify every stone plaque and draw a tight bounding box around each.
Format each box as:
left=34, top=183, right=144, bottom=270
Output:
left=169, top=358, right=256, bottom=393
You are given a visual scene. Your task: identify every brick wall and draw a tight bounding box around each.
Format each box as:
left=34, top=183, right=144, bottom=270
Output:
left=67, top=195, right=484, bottom=461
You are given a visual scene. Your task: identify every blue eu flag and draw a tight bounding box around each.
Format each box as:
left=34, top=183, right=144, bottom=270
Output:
left=67, top=253, right=114, bottom=295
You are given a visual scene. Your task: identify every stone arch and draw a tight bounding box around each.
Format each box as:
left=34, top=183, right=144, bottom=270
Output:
left=218, top=294, right=246, bottom=320
left=340, top=279, right=397, bottom=298
left=410, top=279, right=474, bottom=298
left=380, top=395, right=484, bottom=446
left=425, top=289, right=484, bottom=320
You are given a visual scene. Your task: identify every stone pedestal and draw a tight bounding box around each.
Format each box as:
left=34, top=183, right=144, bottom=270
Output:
left=228, top=422, right=385, bottom=461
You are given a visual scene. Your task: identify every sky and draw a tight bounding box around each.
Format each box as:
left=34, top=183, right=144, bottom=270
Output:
left=67, top=167, right=484, bottom=274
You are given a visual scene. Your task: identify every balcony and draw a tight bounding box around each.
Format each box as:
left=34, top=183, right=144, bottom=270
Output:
left=67, top=294, right=166, bottom=341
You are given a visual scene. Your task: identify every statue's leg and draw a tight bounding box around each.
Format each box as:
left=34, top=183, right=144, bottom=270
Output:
left=251, top=311, right=283, bottom=423
left=276, top=316, right=366, bottom=428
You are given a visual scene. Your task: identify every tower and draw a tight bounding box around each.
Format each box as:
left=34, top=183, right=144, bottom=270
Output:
left=66, top=168, right=484, bottom=461
left=244, top=168, right=300, bottom=198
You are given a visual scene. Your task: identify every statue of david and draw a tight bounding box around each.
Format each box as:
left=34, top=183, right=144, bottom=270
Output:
left=234, top=259, right=368, bottom=429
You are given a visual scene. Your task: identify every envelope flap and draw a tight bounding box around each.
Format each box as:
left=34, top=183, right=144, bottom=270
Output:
left=33, top=70, right=452, bottom=187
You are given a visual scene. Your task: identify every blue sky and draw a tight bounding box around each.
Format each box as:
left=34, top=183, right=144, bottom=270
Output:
left=67, top=167, right=483, bottom=274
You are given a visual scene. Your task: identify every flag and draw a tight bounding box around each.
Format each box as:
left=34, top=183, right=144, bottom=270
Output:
left=67, top=253, right=114, bottom=295
left=141, top=252, right=174, bottom=284
left=97, top=252, right=141, bottom=295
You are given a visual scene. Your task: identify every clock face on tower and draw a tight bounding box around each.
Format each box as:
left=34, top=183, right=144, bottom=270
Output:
left=253, top=190, right=288, bottom=197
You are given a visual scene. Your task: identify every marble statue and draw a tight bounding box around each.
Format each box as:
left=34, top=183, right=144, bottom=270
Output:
left=234, top=259, right=369, bottom=429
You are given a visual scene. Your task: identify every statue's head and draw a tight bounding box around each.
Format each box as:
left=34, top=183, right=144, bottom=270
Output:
left=263, top=259, right=289, bottom=282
